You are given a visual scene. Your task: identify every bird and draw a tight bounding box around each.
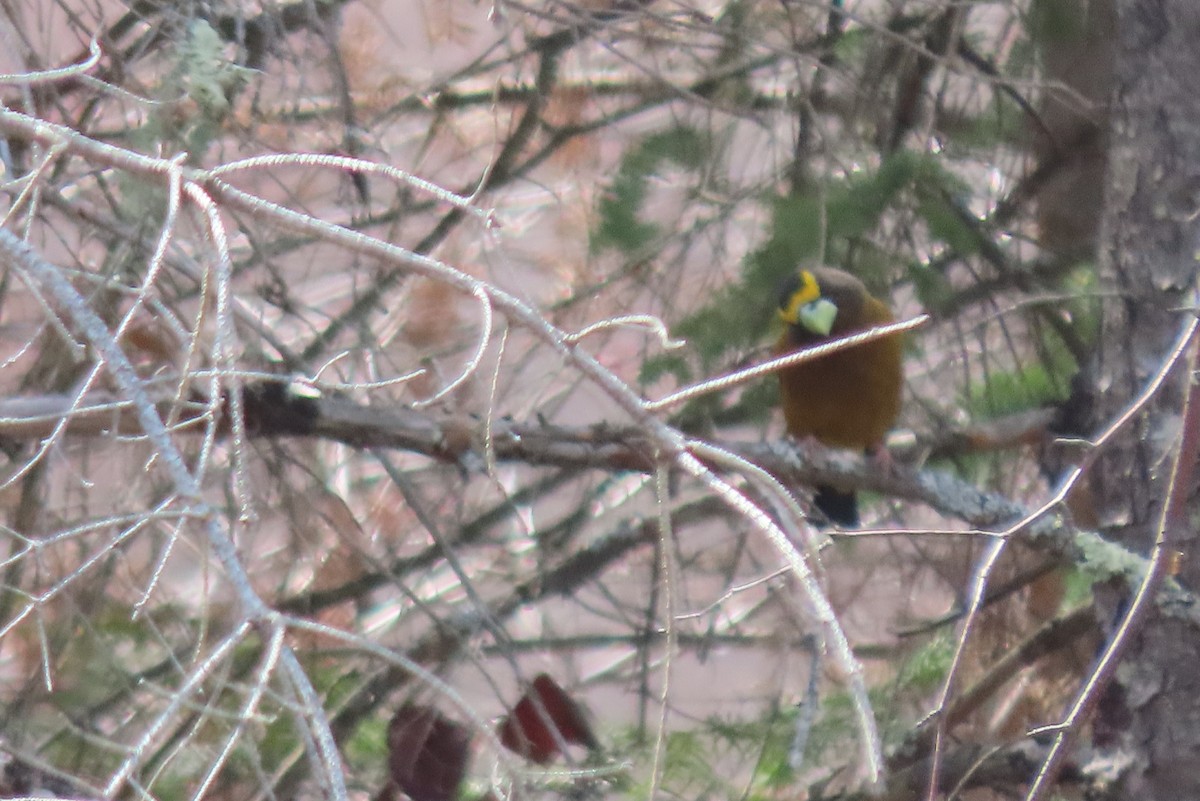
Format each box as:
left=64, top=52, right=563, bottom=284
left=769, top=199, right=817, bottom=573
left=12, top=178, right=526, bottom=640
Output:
left=775, top=266, right=904, bottom=526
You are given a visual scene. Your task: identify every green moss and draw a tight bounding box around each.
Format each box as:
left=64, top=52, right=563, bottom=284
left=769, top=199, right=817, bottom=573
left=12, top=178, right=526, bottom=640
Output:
left=896, top=632, right=954, bottom=694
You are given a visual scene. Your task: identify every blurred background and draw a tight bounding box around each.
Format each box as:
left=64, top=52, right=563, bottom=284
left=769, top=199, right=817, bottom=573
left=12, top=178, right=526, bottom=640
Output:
left=0, top=2, right=1121, bottom=800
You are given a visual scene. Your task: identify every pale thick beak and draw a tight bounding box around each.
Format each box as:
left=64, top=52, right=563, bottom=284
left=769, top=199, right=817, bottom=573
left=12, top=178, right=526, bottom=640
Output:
left=797, top=298, right=838, bottom=336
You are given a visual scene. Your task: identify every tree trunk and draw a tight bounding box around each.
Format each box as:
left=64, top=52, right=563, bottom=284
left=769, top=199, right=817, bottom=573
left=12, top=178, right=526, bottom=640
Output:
left=1095, top=1, right=1200, bottom=796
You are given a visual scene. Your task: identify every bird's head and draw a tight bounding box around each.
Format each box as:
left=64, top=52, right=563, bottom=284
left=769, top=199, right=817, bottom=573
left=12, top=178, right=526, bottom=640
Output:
left=778, top=268, right=840, bottom=336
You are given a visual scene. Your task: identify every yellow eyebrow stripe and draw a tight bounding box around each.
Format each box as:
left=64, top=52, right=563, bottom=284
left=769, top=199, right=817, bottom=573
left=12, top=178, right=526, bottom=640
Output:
left=778, top=270, right=821, bottom=323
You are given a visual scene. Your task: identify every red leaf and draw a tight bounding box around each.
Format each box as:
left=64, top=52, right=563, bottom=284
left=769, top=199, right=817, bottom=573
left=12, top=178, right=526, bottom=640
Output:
left=385, top=704, right=472, bottom=801
left=497, top=674, right=598, bottom=765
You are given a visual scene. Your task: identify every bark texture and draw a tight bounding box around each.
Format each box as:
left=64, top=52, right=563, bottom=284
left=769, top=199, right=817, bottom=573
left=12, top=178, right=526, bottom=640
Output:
left=1096, top=1, right=1200, bottom=796
left=1033, top=0, right=1115, bottom=259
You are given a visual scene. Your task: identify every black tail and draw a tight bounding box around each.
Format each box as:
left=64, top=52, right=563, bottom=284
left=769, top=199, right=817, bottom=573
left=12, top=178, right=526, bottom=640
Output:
left=813, top=485, right=859, bottom=527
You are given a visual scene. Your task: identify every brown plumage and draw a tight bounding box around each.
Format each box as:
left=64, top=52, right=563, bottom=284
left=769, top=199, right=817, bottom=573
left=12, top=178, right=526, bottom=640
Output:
left=776, top=267, right=904, bottom=526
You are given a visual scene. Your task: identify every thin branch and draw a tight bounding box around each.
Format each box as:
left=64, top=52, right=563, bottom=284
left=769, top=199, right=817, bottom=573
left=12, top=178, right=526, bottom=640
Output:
left=1026, top=316, right=1200, bottom=801
left=0, top=229, right=348, bottom=801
